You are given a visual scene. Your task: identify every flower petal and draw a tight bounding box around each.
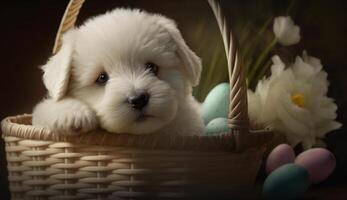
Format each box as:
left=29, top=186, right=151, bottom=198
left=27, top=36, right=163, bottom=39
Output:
left=273, top=16, right=301, bottom=46
left=249, top=51, right=341, bottom=148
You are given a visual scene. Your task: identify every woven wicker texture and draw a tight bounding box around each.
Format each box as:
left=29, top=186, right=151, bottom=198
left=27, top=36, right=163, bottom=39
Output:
left=1, top=0, right=274, bottom=199
left=4, top=127, right=265, bottom=199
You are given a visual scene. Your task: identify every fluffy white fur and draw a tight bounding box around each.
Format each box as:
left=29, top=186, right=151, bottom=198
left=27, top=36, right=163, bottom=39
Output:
left=32, top=8, right=205, bottom=136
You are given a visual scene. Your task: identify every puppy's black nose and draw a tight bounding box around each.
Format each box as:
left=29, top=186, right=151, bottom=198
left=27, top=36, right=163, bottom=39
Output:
left=128, top=93, right=150, bottom=110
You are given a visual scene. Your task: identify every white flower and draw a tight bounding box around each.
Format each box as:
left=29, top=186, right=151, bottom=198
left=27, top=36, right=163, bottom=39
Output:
left=248, top=52, right=341, bottom=149
left=273, top=16, right=301, bottom=46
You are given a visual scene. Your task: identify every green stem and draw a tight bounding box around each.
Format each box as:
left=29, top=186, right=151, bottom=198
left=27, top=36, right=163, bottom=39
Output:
left=242, top=17, right=273, bottom=58
left=286, top=0, right=296, bottom=15
left=255, top=59, right=272, bottom=82
left=248, top=38, right=277, bottom=83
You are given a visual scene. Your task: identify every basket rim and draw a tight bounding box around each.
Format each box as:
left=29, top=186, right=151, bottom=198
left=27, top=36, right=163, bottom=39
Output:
left=1, top=114, right=273, bottom=151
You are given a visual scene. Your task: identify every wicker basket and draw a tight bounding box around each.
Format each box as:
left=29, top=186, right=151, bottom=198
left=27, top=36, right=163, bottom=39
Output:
left=1, top=0, right=273, bottom=199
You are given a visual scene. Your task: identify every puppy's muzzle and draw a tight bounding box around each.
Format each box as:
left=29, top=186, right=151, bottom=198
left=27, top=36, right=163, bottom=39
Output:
left=128, top=92, right=150, bottom=110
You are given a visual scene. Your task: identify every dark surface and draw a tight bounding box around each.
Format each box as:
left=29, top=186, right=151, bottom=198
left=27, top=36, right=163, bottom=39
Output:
left=1, top=0, right=347, bottom=199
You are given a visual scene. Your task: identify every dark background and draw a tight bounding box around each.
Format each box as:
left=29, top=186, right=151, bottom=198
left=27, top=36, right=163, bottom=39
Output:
left=1, top=0, right=347, bottom=199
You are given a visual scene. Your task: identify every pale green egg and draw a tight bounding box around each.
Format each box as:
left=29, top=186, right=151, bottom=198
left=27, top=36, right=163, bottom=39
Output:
left=202, top=83, right=230, bottom=125
left=206, top=118, right=229, bottom=135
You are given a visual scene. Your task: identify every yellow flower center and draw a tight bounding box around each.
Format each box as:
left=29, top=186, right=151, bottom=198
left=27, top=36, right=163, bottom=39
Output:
left=291, top=94, right=305, bottom=108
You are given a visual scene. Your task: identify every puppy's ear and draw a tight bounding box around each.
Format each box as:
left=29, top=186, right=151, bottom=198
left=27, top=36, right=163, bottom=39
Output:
left=159, top=18, right=202, bottom=86
left=42, top=30, right=76, bottom=100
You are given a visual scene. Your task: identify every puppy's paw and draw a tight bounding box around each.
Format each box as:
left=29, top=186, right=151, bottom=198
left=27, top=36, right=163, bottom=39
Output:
left=53, top=108, right=98, bottom=135
left=33, top=98, right=98, bottom=135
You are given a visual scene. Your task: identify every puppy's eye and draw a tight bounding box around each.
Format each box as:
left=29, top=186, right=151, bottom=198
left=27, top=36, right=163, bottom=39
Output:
left=145, top=62, right=159, bottom=76
left=96, top=72, right=109, bottom=85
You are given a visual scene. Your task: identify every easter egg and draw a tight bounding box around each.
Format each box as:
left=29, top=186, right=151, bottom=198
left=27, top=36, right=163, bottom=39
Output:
left=266, top=144, right=295, bottom=174
left=202, top=83, right=230, bottom=125
left=295, top=148, right=336, bottom=184
left=206, top=118, right=229, bottom=135
left=263, top=164, right=310, bottom=200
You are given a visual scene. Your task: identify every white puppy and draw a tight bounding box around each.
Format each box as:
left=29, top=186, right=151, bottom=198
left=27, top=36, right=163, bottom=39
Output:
left=32, top=8, right=205, bottom=136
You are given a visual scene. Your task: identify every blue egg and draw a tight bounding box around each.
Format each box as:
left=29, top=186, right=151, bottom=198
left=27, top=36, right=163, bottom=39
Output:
left=263, top=164, right=310, bottom=200
left=202, top=83, right=230, bottom=125
left=206, top=118, right=229, bottom=135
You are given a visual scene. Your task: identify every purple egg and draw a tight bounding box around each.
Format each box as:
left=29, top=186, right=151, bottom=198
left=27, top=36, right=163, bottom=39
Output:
left=295, top=148, right=336, bottom=184
left=266, top=144, right=295, bottom=174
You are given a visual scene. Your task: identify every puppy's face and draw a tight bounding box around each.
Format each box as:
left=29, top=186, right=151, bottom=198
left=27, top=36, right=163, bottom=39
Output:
left=42, top=9, right=202, bottom=134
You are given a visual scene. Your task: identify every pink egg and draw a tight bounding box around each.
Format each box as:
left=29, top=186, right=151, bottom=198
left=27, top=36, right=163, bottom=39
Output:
left=266, top=144, right=295, bottom=174
left=295, top=148, right=336, bottom=184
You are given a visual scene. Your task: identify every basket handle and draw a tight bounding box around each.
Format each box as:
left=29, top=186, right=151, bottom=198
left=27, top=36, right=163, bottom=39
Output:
left=52, top=0, right=85, bottom=54
left=52, top=0, right=250, bottom=150
left=207, top=0, right=249, bottom=150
